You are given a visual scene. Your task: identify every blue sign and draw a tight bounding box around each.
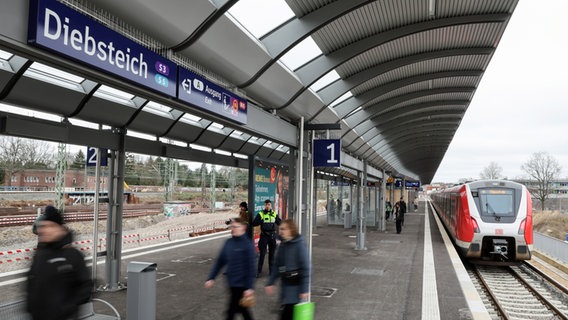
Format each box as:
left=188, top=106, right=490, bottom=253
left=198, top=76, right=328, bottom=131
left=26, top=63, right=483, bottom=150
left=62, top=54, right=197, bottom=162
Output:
left=405, top=181, right=420, bottom=188
left=330, top=181, right=350, bottom=186
left=28, top=0, right=177, bottom=97
left=313, top=139, right=341, bottom=167
left=394, top=180, right=402, bottom=188
left=178, top=67, right=248, bottom=124
left=87, top=147, right=107, bottom=167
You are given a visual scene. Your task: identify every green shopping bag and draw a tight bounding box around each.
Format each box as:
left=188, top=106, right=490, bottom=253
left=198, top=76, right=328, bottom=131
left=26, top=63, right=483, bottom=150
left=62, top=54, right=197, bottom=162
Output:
left=293, top=302, right=315, bottom=320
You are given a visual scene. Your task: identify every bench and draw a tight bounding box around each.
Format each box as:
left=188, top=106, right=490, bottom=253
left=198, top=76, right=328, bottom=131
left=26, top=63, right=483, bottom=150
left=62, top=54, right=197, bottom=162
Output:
left=0, top=298, right=121, bottom=320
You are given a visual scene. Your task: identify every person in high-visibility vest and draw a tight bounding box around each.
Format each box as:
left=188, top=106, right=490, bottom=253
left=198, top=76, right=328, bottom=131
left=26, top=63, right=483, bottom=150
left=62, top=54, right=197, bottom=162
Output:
left=252, top=199, right=281, bottom=278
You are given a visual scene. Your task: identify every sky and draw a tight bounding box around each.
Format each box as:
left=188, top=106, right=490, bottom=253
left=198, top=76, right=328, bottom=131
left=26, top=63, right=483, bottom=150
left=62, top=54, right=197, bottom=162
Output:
left=431, top=0, right=568, bottom=183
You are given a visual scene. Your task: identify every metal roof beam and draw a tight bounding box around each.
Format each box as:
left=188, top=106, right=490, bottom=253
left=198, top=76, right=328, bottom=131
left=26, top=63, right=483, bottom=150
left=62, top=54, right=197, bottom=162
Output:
left=336, top=72, right=480, bottom=120
left=276, top=13, right=509, bottom=110
left=316, top=48, right=492, bottom=106
left=239, top=0, right=373, bottom=88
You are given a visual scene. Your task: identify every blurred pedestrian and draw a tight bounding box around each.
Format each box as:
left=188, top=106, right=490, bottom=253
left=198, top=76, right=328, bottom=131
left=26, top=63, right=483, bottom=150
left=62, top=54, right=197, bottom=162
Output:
left=394, top=202, right=402, bottom=234
left=252, top=199, right=281, bottom=277
left=27, top=205, right=92, bottom=320
left=396, top=197, right=407, bottom=227
left=385, top=201, right=392, bottom=221
left=238, top=201, right=252, bottom=238
left=265, top=219, right=310, bottom=320
left=205, top=218, right=256, bottom=320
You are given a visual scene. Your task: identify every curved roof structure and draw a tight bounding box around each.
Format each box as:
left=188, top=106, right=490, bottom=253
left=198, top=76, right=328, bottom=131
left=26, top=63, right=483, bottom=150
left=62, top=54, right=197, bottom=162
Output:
left=0, top=0, right=518, bottom=183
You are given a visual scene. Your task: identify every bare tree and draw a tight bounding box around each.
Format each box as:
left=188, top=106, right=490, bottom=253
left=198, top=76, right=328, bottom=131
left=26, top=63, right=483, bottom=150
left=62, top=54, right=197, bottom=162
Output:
left=521, top=152, right=562, bottom=211
left=480, top=161, right=503, bottom=180
left=0, top=136, right=55, bottom=186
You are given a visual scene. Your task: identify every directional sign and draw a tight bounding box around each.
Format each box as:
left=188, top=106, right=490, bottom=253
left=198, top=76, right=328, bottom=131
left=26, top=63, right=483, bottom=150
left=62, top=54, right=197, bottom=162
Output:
left=177, top=67, right=247, bottom=124
left=87, top=147, right=107, bottom=167
left=405, top=181, right=420, bottom=188
left=313, top=139, right=341, bottom=167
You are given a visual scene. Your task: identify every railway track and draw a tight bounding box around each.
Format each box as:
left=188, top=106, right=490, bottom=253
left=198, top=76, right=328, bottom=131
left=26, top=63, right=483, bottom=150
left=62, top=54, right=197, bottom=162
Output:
left=0, top=209, right=162, bottom=227
left=468, top=263, right=568, bottom=319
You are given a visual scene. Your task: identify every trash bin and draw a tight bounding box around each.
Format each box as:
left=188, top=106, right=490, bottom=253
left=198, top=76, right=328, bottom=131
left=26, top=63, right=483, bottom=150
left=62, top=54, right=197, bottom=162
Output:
left=344, top=211, right=352, bottom=229
left=127, top=261, right=157, bottom=320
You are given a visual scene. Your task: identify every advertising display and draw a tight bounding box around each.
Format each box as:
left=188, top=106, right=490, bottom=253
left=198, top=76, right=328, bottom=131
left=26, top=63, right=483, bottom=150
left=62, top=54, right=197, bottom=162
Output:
left=252, top=159, right=289, bottom=219
left=178, top=67, right=248, bottom=124
left=28, top=0, right=177, bottom=97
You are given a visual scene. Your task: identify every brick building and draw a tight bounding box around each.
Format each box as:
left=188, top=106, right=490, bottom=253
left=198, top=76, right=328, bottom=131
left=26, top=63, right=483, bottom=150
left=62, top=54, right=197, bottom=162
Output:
left=4, top=169, right=108, bottom=191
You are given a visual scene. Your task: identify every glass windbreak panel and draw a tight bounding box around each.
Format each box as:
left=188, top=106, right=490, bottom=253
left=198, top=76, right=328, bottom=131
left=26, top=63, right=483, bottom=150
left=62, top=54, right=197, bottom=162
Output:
left=326, top=182, right=341, bottom=225
left=476, top=188, right=514, bottom=217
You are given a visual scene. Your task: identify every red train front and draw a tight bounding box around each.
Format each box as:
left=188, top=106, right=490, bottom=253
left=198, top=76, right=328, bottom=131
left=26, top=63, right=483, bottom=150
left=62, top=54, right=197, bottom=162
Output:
left=431, top=180, right=533, bottom=262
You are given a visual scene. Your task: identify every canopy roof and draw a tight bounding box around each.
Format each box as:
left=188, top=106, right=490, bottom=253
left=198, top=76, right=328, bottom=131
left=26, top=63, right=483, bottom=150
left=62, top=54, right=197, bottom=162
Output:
left=0, top=0, right=518, bottom=183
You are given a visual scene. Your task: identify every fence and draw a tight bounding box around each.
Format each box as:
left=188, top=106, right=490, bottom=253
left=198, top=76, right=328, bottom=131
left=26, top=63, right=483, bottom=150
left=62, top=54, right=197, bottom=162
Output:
left=0, top=220, right=227, bottom=270
left=533, top=232, right=568, bottom=264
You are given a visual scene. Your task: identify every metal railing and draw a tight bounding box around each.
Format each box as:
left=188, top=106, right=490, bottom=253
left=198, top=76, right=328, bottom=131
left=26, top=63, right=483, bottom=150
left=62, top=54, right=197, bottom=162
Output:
left=533, top=232, right=568, bottom=264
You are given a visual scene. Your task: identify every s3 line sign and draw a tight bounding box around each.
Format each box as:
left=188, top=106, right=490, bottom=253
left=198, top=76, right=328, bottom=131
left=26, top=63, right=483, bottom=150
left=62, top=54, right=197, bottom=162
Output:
left=28, top=0, right=177, bottom=97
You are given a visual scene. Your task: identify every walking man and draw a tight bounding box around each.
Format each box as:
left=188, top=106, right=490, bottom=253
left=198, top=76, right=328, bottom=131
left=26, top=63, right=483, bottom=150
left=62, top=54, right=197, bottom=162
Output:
left=205, top=218, right=256, bottom=320
left=27, top=205, right=92, bottom=320
left=397, top=197, right=407, bottom=227
left=252, top=199, right=281, bottom=278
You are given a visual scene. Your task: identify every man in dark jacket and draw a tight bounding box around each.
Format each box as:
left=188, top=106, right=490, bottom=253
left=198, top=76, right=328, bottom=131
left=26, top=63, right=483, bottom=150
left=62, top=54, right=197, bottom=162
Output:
left=205, top=218, right=256, bottom=320
left=252, top=199, right=281, bottom=277
left=397, top=197, right=407, bottom=227
left=27, top=206, right=92, bottom=320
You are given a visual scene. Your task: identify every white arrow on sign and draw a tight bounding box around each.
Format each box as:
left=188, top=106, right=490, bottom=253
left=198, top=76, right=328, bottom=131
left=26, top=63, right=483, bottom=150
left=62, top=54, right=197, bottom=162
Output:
left=182, top=78, right=191, bottom=94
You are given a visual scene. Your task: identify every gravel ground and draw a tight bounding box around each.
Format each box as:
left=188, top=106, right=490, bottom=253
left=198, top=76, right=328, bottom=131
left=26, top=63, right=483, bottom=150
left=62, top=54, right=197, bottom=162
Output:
left=0, top=210, right=238, bottom=273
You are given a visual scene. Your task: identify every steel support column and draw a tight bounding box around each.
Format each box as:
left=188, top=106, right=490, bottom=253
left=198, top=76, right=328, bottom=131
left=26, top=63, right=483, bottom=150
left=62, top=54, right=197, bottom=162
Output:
left=104, top=128, right=126, bottom=291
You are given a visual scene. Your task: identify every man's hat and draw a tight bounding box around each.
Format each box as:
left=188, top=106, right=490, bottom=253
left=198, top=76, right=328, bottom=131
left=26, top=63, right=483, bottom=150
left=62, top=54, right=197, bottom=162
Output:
left=240, top=201, right=248, bottom=208
left=264, top=199, right=271, bottom=204
left=43, top=205, right=64, bottom=225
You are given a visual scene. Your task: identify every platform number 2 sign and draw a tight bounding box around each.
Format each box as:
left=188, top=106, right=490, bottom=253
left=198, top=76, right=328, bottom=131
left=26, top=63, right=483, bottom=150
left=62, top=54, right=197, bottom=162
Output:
left=86, top=147, right=108, bottom=167
left=313, top=139, right=341, bottom=167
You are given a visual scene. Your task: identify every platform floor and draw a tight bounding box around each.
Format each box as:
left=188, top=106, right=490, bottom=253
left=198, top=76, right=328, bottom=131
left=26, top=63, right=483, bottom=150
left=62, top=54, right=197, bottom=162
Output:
left=86, top=202, right=475, bottom=320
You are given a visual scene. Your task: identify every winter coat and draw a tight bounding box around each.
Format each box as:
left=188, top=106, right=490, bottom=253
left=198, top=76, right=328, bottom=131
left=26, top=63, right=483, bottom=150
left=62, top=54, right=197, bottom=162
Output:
left=207, top=234, right=256, bottom=289
left=27, top=232, right=92, bottom=320
left=267, top=235, right=310, bottom=305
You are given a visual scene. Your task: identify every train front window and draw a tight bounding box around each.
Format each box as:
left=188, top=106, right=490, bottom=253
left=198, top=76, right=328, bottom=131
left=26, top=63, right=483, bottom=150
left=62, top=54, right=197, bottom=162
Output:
left=477, top=188, right=514, bottom=217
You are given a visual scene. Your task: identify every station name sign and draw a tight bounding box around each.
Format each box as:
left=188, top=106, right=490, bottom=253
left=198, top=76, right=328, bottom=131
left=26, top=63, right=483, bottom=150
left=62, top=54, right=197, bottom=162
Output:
left=178, top=68, right=247, bottom=124
left=28, top=0, right=249, bottom=124
left=28, top=0, right=177, bottom=97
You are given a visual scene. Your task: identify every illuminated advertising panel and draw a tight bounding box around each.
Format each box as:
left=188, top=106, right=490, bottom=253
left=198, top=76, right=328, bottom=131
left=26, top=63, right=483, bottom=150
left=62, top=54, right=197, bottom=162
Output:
left=251, top=158, right=289, bottom=246
left=28, top=0, right=177, bottom=97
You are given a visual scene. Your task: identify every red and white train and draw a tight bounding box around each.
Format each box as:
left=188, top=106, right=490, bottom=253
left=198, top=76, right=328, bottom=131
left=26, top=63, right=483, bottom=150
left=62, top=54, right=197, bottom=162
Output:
left=430, top=180, right=533, bottom=262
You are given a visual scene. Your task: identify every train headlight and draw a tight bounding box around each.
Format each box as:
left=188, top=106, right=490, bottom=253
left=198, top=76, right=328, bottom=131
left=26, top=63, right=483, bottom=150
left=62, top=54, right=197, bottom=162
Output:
left=471, top=217, right=480, bottom=233
left=518, top=218, right=526, bottom=235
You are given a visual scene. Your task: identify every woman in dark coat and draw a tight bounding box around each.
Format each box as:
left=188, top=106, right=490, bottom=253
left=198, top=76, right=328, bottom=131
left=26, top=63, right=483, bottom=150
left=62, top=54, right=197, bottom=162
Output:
left=265, top=219, right=310, bottom=320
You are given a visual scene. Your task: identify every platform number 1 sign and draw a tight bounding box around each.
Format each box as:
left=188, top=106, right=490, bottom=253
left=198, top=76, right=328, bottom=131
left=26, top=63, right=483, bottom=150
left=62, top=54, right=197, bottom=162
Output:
left=313, top=139, right=341, bottom=167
